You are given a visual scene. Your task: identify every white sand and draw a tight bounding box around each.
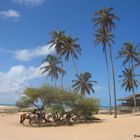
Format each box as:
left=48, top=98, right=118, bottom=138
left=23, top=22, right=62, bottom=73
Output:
left=0, top=110, right=140, bottom=140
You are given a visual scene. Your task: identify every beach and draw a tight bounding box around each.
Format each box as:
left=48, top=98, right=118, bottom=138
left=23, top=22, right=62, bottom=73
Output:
left=0, top=106, right=140, bottom=140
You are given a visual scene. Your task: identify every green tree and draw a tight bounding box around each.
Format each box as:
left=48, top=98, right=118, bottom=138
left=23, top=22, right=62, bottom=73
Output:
left=17, top=85, right=100, bottom=122
left=119, top=68, right=140, bottom=111
left=41, top=54, right=64, bottom=87
left=72, top=72, right=97, bottom=96
left=16, top=88, right=45, bottom=109
left=94, top=7, right=119, bottom=118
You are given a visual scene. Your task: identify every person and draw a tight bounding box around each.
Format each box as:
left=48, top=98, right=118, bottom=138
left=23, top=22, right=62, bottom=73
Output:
left=32, top=109, right=37, bottom=114
left=32, top=107, right=44, bottom=119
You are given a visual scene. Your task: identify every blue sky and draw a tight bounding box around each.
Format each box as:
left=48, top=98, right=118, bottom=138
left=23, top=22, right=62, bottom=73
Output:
left=0, top=0, right=140, bottom=106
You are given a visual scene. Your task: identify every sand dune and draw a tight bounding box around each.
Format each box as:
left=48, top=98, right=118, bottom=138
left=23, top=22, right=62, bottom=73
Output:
left=0, top=112, right=140, bottom=140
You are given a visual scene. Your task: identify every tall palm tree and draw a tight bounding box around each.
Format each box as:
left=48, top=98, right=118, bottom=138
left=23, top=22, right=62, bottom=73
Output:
left=94, top=7, right=119, bottom=118
left=49, top=30, right=65, bottom=89
left=95, top=28, right=114, bottom=114
left=119, top=68, right=140, bottom=111
left=40, top=54, right=65, bottom=87
left=61, top=35, right=81, bottom=74
left=117, top=42, right=140, bottom=69
left=72, top=72, right=97, bottom=96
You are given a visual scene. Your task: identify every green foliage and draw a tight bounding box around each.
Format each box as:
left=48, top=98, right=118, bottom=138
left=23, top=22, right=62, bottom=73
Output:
left=73, top=98, right=100, bottom=117
left=16, top=96, right=33, bottom=108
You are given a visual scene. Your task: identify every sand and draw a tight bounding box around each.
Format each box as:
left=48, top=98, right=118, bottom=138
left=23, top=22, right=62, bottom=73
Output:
left=0, top=108, right=140, bottom=140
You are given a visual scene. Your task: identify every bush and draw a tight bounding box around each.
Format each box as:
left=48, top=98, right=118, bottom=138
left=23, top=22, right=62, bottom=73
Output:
left=73, top=98, right=100, bottom=119
left=16, top=96, right=33, bottom=108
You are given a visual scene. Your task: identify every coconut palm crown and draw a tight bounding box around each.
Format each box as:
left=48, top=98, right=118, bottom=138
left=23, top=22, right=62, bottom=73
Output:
left=119, top=68, right=140, bottom=92
left=94, top=7, right=119, bottom=31
left=40, top=54, right=65, bottom=86
left=117, top=42, right=140, bottom=68
left=49, top=30, right=65, bottom=54
left=72, top=72, right=97, bottom=96
left=95, top=28, right=114, bottom=50
left=61, top=35, right=81, bottom=74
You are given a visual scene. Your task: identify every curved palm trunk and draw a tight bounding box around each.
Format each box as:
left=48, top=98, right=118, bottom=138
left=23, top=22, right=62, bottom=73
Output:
left=132, top=88, right=137, bottom=112
left=104, top=50, right=112, bottom=114
left=55, top=79, right=57, bottom=88
left=51, top=78, right=53, bottom=87
left=131, top=60, right=137, bottom=111
left=109, top=46, right=117, bottom=118
left=61, top=60, right=64, bottom=89
left=71, top=54, right=79, bottom=75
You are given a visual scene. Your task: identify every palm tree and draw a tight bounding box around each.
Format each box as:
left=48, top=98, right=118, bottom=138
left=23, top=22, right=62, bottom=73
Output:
left=40, top=54, right=65, bottom=87
left=49, top=30, right=65, bottom=89
left=94, top=7, right=119, bottom=31
left=49, top=30, right=65, bottom=54
left=94, top=7, right=119, bottom=118
left=72, top=72, right=97, bottom=96
left=61, top=35, right=81, bottom=74
left=119, top=68, right=140, bottom=111
left=117, top=42, right=140, bottom=69
left=94, top=28, right=114, bottom=114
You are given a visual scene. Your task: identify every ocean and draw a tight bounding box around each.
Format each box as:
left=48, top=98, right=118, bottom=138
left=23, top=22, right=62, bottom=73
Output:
left=0, top=103, right=111, bottom=110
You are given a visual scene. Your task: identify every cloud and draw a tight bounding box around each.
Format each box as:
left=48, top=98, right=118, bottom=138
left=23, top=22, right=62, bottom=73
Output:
left=0, top=65, right=43, bottom=95
left=14, top=44, right=55, bottom=61
left=0, top=64, right=48, bottom=103
left=12, top=0, right=45, bottom=7
left=94, top=85, right=107, bottom=92
left=0, top=10, right=20, bottom=20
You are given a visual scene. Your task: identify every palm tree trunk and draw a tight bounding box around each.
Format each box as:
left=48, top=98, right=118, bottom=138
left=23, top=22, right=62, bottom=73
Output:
left=55, top=78, right=57, bottom=88
left=51, top=78, right=53, bottom=87
left=61, top=59, right=64, bottom=89
left=131, top=60, right=137, bottom=111
left=71, top=54, right=79, bottom=75
left=104, top=50, right=112, bottom=115
left=109, top=46, right=117, bottom=118
left=132, top=88, right=137, bottom=112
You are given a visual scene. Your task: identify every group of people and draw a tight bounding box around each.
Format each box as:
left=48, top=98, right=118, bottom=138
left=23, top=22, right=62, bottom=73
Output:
left=20, top=107, right=48, bottom=126
left=31, top=107, right=44, bottom=119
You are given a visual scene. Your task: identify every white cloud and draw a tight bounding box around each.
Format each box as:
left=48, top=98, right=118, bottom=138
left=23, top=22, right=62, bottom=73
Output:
left=94, top=85, right=107, bottom=92
left=0, top=64, right=49, bottom=103
left=13, top=0, right=45, bottom=7
left=14, top=44, right=55, bottom=61
left=0, top=10, right=20, bottom=19
left=0, top=65, right=45, bottom=95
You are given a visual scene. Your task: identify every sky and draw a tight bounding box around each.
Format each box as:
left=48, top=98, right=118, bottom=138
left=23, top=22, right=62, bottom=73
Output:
left=0, top=0, right=140, bottom=106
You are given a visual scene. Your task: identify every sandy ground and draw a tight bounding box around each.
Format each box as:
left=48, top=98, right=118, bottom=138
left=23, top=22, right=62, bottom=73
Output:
left=0, top=109, right=140, bottom=140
